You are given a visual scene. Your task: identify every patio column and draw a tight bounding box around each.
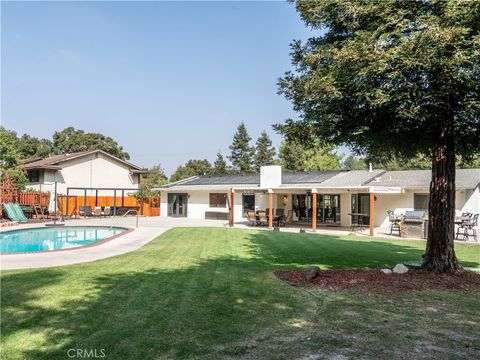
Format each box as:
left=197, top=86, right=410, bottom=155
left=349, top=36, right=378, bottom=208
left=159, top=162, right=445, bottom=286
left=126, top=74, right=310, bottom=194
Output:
left=83, top=189, right=87, bottom=219
left=369, top=192, right=375, bottom=236
left=268, top=189, right=273, bottom=229
left=229, top=188, right=234, bottom=227
left=312, top=189, right=317, bottom=232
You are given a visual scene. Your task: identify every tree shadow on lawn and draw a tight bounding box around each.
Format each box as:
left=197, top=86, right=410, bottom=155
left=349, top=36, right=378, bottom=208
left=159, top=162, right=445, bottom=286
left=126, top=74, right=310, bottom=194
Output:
left=1, top=229, right=478, bottom=360
left=245, top=231, right=480, bottom=269
left=1, top=256, right=316, bottom=360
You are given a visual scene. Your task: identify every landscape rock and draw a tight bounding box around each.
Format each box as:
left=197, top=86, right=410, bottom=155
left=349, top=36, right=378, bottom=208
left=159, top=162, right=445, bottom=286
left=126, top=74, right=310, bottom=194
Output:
left=392, top=264, right=409, bottom=274
left=380, top=269, right=392, bottom=275
left=306, top=266, right=321, bottom=281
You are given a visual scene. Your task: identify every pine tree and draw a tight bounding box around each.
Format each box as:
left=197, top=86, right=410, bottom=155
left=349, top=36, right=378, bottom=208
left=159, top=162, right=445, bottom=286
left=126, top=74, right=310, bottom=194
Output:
left=278, top=140, right=305, bottom=171
left=228, top=122, right=254, bottom=173
left=213, top=151, right=228, bottom=174
left=253, top=131, right=276, bottom=171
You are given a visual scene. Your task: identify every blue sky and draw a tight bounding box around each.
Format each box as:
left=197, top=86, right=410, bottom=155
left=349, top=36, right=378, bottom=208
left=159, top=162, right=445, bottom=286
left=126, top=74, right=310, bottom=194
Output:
left=2, top=1, right=323, bottom=174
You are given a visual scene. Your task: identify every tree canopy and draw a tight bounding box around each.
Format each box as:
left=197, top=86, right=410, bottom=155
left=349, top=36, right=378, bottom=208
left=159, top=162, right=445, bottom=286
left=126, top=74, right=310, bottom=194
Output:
left=276, top=0, right=479, bottom=162
left=170, top=159, right=213, bottom=182
left=137, top=165, right=168, bottom=199
left=0, top=127, right=27, bottom=188
left=53, top=127, right=130, bottom=160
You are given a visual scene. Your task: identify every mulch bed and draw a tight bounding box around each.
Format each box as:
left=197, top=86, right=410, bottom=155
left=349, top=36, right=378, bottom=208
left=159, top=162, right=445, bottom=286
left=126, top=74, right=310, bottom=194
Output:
left=274, top=268, right=480, bottom=293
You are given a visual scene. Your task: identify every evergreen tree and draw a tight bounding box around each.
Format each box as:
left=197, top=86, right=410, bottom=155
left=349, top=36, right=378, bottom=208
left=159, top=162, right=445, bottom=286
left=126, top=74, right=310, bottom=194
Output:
left=253, top=131, right=276, bottom=171
left=213, top=151, right=228, bottom=175
left=278, top=140, right=305, bottom=171
left=228, top=122, right=254, bottom=173
left=276, top=0, right=480, bottom=271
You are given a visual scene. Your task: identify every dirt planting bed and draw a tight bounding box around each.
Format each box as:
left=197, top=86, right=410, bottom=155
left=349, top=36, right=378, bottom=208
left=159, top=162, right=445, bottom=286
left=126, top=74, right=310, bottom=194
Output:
left=274, top=268, right=480, bottom=293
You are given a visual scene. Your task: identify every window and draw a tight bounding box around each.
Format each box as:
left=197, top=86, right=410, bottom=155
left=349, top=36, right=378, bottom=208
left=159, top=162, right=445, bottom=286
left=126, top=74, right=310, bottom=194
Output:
left=242, top=194, right=255, bottom=213
left=414, top=194, right=429, bottom=211
left=209, top=193, right=227, bottom=208
left=28, top=170, right=40, bottom=183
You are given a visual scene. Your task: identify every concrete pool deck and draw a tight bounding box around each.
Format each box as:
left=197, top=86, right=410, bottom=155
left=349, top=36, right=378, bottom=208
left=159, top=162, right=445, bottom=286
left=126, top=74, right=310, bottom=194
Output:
left=0, top=217, right=228, bottom=270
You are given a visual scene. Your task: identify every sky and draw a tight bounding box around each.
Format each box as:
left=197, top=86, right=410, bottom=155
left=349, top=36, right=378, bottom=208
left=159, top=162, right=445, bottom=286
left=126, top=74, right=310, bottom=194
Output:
left=2, top=1, right=323, bottom=175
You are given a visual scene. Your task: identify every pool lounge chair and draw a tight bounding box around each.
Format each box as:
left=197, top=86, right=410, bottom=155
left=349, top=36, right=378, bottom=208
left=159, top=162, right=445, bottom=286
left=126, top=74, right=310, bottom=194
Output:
left=11, top=203, right=28, bottom=222
left=2, top=203, right=20, bottom=222
left=93, top=207, right=102, bottom=217
left=102, top=207, right=111, bottom=216
left=79, top=206, right=93, bottom=217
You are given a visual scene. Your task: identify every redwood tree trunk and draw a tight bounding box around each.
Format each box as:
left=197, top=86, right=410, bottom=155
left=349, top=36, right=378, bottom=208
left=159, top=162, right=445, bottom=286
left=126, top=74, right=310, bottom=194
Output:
left=422, top=121, right=461, bottom=272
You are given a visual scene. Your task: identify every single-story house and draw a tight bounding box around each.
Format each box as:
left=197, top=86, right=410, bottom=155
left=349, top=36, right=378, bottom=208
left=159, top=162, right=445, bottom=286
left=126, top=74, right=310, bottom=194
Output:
left=158, top=165, right=480, bottom=233
left=23, top=150, right=146, bottom=196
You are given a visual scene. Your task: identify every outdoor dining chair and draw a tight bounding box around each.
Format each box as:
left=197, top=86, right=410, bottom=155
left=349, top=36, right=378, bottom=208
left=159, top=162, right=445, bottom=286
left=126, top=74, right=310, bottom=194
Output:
left=456, top=213, right=478, bottom=242
left=387, top=210, right=401, bottom=236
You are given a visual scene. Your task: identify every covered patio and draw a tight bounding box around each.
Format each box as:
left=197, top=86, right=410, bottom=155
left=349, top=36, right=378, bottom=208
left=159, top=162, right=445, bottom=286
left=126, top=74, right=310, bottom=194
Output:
left=228, top=187, right=378, bottom=236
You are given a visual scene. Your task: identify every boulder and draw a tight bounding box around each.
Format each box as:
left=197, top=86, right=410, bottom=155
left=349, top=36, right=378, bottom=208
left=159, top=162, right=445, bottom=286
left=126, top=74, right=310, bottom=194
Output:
left=392, top=264, right=409, bottom=274
left=380, top=269, right=392, bottom=275
left=306, top=266, right=321, bottom=280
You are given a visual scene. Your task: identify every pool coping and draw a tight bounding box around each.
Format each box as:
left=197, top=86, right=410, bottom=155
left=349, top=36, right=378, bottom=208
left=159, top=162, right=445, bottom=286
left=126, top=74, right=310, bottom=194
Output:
left=0, top=226, right=134, bottom=255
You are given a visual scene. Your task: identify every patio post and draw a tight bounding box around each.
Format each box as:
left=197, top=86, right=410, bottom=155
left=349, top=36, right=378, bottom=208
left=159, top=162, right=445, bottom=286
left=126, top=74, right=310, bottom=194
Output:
left=83, top=189, right=87, bottom=219
left=369, top=192, right=375, bottom=236
left=312, top=189, right=317, bottom=232
left=268, top=189, right=273, bottom=229
left=66, top=188, right=69, bottom=218
left=229, top=188, right=234, bottom=227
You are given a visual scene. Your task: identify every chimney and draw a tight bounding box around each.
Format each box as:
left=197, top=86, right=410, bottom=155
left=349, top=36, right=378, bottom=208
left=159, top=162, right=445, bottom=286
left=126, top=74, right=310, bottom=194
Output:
left=260, top=165, right=282, bottom=188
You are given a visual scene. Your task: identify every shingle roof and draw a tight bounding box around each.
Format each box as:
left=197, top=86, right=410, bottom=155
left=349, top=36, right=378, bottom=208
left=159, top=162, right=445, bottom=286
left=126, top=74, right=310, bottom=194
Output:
left=367, top=169, right=480, bottom=189
left=164, top=171, right=343, bottom=188
left=22, top=150, right=144, bottom=171
left=320, top=170, right=386, bottom=187
left=163, top=168, right=480, bottom=190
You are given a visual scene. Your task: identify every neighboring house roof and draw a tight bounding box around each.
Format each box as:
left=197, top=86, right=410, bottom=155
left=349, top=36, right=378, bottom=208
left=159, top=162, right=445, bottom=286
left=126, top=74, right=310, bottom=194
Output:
left=161, top=168, right=480, bottom=190
left=368, top=169, right=480, bottom=189
left=22, top=150, right=146, bottom=173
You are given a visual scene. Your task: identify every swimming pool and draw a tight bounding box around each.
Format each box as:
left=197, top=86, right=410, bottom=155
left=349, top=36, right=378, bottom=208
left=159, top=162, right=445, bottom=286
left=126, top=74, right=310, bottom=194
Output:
left=0, top=226, right=129, bottom=254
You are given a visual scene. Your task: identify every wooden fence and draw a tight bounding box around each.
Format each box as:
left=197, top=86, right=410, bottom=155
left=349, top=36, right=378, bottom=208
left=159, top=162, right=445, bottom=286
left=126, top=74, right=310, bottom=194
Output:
left=58, top=195, right=160, bottom=217
left=19, top=192, right=50, bottom=207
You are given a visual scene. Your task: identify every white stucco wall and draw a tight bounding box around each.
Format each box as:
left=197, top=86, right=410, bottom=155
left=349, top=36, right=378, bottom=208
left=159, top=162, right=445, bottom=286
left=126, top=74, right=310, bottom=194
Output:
left=28, top=153, right=140, bottom=195
left=460, top=186, right=480, bottom=214
left=160, top=190, right=244, bottom=221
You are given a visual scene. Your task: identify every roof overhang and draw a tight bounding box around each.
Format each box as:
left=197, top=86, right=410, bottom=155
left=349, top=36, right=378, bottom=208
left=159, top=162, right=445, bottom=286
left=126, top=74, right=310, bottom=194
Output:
left=130, top=169, right=148, bottom=174
left=24, top=165, right=62, bottom=171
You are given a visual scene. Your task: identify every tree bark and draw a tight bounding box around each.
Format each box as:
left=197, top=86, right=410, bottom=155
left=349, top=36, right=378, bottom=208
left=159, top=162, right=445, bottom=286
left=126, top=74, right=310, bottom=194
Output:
left=422, top=119, right=461, bottom=272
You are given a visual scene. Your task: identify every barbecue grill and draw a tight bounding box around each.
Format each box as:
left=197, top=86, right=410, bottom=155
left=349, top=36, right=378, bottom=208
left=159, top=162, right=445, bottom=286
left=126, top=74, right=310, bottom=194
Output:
left=401, top=211, right=427, bottom=238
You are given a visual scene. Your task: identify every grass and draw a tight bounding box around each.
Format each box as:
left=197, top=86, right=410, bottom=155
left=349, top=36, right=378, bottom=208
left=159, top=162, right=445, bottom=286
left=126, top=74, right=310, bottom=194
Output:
left=1, top=228, right=479, bottom=359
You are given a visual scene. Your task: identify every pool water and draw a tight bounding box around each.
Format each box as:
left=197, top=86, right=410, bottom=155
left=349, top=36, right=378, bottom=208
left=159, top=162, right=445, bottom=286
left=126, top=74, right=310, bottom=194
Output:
left=0, top=226, right=127, bottom=253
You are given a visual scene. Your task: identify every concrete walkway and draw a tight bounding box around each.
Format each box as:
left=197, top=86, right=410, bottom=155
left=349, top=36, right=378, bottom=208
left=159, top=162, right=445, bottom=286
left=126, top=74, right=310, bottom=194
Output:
left=0, top=217, right=228, bottom=271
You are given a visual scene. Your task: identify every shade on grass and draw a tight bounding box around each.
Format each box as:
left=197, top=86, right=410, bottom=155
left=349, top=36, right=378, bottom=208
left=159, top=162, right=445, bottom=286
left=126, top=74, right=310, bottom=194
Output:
left=1, top=228, right=479, bottom=359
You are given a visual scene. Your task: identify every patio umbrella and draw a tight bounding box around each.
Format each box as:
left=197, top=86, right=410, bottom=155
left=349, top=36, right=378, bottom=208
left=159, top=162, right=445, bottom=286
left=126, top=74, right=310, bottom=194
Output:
left=48, top=188, right=56, bottom=215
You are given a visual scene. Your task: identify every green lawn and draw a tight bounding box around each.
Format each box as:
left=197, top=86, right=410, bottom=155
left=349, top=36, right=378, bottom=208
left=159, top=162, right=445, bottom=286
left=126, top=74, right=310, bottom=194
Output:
left=1, top=228, right=479, bottom=359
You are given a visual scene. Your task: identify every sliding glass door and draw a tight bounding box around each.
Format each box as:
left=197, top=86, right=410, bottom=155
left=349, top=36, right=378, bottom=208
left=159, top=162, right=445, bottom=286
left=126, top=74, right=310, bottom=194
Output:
left=168, top=193, right=188, bottom=217
left=292, top=193, right=341, bottom=224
